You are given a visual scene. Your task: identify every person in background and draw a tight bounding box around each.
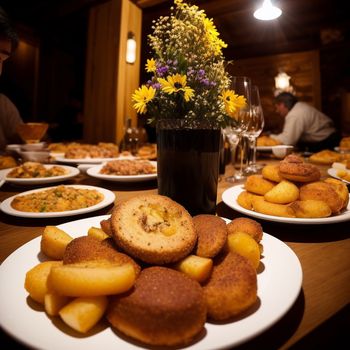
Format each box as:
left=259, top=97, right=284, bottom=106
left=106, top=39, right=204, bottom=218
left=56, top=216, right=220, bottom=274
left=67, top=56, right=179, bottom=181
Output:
left=270, top=92, right=340, bottom=152
left=0, top=6, right=23, bottom=150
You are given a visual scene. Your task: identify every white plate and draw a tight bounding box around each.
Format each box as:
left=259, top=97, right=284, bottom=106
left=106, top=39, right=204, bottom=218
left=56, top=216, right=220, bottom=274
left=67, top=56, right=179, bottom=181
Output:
left=87, top=161, right=157, bottom=182
left=256, top=145, right=293, bottom=151
left=0, top=165, right=80, bottom=185
left=0, top=215, right=302, bottom=350
left=222, top=185, right=350, bottom=224
left=55, top=156, right=121, bottom=164
left=327, top=168, right=350, bottom=184
left=0, top=185, right=115, bottom=218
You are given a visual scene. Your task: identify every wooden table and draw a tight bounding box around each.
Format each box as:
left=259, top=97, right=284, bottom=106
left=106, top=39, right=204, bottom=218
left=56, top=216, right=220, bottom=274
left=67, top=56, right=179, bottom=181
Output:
left=0, top=160, right=349, bottom=349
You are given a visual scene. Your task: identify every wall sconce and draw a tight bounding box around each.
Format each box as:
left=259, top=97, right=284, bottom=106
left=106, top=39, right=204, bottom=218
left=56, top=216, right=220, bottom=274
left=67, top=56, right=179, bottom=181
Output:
left=126, top=32, right=136, bottom=64
left=275, top=71, right=291, bottom=90
left=254, top=0, right=282, bottom=21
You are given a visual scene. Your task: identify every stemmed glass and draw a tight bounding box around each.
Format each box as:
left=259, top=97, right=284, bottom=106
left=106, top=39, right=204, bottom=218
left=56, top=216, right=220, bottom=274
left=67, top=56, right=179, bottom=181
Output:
left=225, top=76, right=251, bottom=182
left=244, top=85, right=265, bottom=174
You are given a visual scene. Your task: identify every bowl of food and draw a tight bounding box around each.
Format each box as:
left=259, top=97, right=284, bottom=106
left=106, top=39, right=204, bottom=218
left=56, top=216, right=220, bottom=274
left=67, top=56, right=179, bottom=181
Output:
left=17, top=123, right=48, bottom=144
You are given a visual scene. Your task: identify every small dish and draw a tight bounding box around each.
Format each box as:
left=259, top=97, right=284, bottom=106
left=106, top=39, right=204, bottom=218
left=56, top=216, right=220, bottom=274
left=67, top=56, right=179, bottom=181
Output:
left=271, top=145, right=294, bottom=159
left=19, top=150, right=51, bottom=163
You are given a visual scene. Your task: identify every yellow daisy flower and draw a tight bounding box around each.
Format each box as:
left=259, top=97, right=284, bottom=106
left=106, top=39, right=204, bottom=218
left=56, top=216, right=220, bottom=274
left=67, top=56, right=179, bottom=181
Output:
left=158, top=74, right=194, bottom=102
left=132, top=85, right=156, bottom=114
left=220, top=90, right=247, bottom=116
left=145, top=58, right=156, bottom=73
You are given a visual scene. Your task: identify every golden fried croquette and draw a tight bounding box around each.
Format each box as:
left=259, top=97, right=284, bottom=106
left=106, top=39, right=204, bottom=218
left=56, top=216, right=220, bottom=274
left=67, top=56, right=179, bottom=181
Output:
left=279, top=154, right=321, bottom=182
left=237, top=191, right=263, bottom=210
left=107, top=266, right=207, bottom=346
left=299, top=182, right=344, bottom=214
left=245, top=175, right=276, bottom=195
left=203, top=252, right=257, bottom=320
left=324, top=178, right=349, bottom=210
left=288, top=200, right=332, bottom=218
left=193, top=215, right=227, bottom=258
left=264, top=180, right=299, bottom=204
left=262, top=164, right=284, bottom=182
left=63, top=236, right=141, bottom=276
left=226, top=217, right=263, bottom=242
left=111, top=194, right=197, bottom=265
left=252, top=197, right=296, bottom=218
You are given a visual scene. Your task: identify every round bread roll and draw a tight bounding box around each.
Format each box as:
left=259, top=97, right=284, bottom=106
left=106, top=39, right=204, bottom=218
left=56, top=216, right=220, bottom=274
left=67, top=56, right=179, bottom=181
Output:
left=193, top=214, right=227, bottom=258
left=226, top=217, right=263, bottom=242
left=203, top=252, right=257, bottom=320
left=63, top=236, right=141, bottom=276
left=111, top=194, right=197, bottom=264
left=279, top=154, right=321, bottom=182
left=107, top=266, right=207, bottom=346
left=262, top=164, right=284, bottom=182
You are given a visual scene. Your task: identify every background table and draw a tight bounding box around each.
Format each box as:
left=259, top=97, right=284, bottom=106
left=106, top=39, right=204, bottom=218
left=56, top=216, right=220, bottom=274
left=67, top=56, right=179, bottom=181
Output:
left=0, top=160, right=349, bottom=349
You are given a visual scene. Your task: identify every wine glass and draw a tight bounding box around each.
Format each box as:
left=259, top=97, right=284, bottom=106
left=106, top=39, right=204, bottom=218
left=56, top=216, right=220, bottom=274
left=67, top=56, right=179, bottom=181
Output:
left=225, top=76, right=251, bottom=182
left=244, top=85, right=265, bottom=174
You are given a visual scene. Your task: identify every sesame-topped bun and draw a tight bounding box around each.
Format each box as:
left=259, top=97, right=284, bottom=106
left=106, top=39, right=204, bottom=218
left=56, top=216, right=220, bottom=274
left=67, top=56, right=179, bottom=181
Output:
left=107, top=266, right=207, bottom=346
left=110, top=194, right=197, bottom=265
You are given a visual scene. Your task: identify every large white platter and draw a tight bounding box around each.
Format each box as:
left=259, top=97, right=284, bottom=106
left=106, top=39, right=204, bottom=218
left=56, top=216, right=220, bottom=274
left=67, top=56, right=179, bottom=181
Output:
left=222, top=185, right=350, bottom=224
left=0, top=215, right=302, bottom=350
left=0, top=185, right=115, bottom=218
left=86, top=161, right=157, bottom=182
left=327, top=168, right=350, bottom=184
left=0, top=164, right=80, bottom=185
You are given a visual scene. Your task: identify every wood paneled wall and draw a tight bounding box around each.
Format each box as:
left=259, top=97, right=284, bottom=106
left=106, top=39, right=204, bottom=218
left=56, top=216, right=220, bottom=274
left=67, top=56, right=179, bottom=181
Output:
left=84, top=0, right=141, bottom=143
left=228, top=50, right=321, bottom=133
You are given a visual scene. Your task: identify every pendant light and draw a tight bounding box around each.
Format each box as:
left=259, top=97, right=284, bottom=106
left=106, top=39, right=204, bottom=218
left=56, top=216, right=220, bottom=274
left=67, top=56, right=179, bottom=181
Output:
left=254, top=0, right=282, bottom=21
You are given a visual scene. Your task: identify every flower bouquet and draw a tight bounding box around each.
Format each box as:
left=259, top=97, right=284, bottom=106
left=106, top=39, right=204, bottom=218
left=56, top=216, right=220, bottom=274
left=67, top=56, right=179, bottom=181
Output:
left=132, top=0, right=246, bottom=215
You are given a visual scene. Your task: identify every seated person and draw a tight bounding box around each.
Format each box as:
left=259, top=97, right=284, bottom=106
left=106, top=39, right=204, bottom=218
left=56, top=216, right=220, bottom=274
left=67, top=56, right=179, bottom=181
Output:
left=270, top=92, right=340, bottom=152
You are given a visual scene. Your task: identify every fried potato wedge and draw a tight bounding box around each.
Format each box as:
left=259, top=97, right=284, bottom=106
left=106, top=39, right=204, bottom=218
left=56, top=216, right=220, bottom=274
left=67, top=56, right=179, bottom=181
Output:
left=59, top=296, right=108, bottom=333
left=25, top=261, right=63, bottom=304
left=48, top=261, right=135, bottom=297
left=174, top=255, right=213, bottom=283
left=264, top=180, right=299, bottom=204
left=227, top=232, right=260, bottom=269
left=44, top=293, right=71, bottom=316
left=261, top=164, right=283, bottom=183
left=252, top=197, right=296, bottom=218
left=237, top=191, right=263, bottom=210
left=40, top=226, right=73, bottom=260
left=88, top=226, right=110, bottom=241
left=299, top=182, right=343, bottom=214
left=288, top=200, right=332, bottom=218
left=245, top=175, right=276, bottom=195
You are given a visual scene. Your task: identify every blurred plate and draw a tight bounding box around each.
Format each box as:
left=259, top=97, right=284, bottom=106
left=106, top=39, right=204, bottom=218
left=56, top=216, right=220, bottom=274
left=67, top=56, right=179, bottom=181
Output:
left=0, top=165, right=80, bottom=185
left=327, top=168, right=350, bottom=184
left=0, top=185, right=115, bottom=218
left=0, top=215, right=302, bottom=350
left=222, top=185, right=350, bottom=224
left=87, top=161, right=157, bottom=182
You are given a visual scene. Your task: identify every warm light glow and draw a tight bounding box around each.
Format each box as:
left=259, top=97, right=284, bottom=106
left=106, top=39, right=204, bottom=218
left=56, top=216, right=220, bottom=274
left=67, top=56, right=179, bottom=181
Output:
left=126, top=32, right=136, bottom=64
left=275, top=72, right=291, bottom=90
left=254, top=0, right=282, bottom=21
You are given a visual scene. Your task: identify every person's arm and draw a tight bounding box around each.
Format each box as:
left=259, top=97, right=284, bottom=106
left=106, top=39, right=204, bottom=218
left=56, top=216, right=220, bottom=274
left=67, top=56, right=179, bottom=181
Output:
left=270, top=113, right=305, bottom=146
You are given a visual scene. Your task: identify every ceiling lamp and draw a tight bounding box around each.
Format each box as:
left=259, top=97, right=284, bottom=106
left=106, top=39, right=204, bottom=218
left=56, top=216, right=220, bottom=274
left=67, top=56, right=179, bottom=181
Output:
left=254, top=0, right=282, bottom=21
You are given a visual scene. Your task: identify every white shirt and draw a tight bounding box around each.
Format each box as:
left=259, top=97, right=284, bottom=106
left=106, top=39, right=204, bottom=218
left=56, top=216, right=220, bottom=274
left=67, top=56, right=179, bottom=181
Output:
left=270, top=102, right=336, bottom=146
left=0, top=93, right=23, bottom=150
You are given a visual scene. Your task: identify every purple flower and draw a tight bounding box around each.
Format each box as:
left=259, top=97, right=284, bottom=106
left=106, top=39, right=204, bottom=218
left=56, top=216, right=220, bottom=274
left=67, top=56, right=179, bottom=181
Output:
left=153, top=83, right=161, bottom=89
left=198, top=69, right=205, bottom=77
left=201, top=78, right=210, bottom=86
left=156, top=65, right=169, bottom=77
